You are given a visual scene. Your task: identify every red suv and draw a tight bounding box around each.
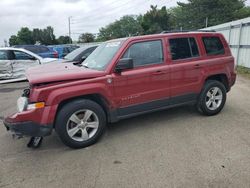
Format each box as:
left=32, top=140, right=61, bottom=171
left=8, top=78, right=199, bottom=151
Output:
left=4, top=32, right=236, bottom=148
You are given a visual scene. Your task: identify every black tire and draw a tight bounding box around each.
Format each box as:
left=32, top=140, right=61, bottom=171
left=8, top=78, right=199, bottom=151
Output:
left=55, top=99, right=106, bottom=149
left=197, top=80, right=227, bottom=116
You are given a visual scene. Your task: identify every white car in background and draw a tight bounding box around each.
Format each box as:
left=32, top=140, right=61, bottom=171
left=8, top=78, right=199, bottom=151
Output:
left=0, top=47, right=57, bottom=84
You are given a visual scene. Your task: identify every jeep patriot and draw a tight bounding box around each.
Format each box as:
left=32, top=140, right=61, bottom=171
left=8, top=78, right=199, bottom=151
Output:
left=4, top=32, right=236, bottom=148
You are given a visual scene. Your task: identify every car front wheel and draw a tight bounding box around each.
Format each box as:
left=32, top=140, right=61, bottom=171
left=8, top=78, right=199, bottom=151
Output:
left=55, top=99, right=106, bottom=149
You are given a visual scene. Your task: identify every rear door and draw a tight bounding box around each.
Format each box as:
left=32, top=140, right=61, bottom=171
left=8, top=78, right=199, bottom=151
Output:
left=167, top=36, right=203, bottom=101
left=112, top=39, right=171, bottom=116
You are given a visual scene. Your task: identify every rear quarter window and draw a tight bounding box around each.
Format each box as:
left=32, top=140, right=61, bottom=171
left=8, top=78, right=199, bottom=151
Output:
left=202, top=36, right=225, bottom=55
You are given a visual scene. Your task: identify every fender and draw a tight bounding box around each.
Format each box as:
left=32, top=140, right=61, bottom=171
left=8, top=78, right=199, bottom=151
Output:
left=200, top=56, right=234, bottom=90
left=29, top=76, right=115, bottom=125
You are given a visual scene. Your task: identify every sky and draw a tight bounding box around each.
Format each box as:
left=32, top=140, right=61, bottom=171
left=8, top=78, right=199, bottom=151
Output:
left=0, top=0, right=250, bottom=46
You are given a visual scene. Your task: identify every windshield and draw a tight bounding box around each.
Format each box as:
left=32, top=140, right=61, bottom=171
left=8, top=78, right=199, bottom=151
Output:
left=84, top=40, right=124, bottom=70
left=64, top=46, right=87, bottom=60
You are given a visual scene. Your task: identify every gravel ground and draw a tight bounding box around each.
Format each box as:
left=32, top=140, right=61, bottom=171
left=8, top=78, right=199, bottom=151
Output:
left=0, top=76, right=249, bottom=188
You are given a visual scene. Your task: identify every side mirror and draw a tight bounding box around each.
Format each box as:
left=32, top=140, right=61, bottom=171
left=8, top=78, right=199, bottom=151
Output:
left=115, top=58, right=134, bottom=73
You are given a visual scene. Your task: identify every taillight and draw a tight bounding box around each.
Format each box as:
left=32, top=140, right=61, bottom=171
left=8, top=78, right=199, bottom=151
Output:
left=53, top=51, right=58, bottom=58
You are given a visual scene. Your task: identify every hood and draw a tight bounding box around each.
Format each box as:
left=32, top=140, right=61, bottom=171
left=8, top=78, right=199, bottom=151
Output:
left=26, top=63, right=106, bottom=85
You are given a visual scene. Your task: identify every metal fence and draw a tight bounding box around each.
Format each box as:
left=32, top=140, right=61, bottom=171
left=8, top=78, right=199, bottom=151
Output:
left=204, top=17, right=250, bottom=68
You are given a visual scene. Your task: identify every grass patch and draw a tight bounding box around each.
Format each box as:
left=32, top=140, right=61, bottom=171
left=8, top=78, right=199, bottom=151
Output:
left=237, top=66, right=250, bottom=79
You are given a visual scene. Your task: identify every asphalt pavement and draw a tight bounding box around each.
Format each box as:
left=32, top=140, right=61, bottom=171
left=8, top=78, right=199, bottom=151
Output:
left=0, top=76, right=250, bottom=188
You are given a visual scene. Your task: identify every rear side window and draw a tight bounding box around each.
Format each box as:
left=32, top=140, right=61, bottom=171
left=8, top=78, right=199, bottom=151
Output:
left=122, top=40, right=164, bottom=67
left=38, top=46, right=50, bottom=53
left=0, top=50, right=8, bottom=60
left=24, top=46, right=38, bottom=53
left=169, top=37, right=199, bottom=60
left=202, top=37, right=225, bottom=55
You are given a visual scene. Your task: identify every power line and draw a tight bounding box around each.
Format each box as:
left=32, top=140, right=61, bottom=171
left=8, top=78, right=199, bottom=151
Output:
left=71, top=0, right=138, bottom=23
left=69, top=0, right=177, bottom=39
left=71, top=0, right=132, bottom=21
left=70, top=0, right=145, bottom=29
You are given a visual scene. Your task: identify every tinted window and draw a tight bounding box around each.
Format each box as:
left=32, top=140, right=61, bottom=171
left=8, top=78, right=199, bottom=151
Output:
left=0, top=50, right=8, bottom=60
left=38, top=46, right=50, bottom=53
left=13, top=51, right=34, bottom=60
left=169, top=37, right=199, bottom=60
left=202, top=37, right=225, bottom=55
left=122, top=40, right=163, bottom=67
left=23, top=46, right=38, bottom=53
left=81, top=47, right=96, bottom=57
left=189, top=38, right=199, bottom=57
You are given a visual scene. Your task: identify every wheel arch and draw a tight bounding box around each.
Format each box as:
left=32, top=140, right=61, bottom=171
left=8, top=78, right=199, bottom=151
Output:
left=55, top=93, right=113, bottom=127
left=205, top=74, right=229, bottom=92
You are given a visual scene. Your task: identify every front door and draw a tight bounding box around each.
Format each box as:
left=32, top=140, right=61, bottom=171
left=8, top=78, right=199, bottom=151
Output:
left=11, top=50, right=40, bottom=79
left=112, top=39, right=171, bottom=117
left=0, top=50, right=13, bottom=80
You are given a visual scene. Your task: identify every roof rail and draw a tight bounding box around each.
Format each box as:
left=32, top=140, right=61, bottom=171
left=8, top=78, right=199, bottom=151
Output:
left=161, top=30, right=216, bottom=34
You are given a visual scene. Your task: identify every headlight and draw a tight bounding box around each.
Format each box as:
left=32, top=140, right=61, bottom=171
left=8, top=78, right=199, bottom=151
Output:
left=17, top=97, right=45, bottom=112
left=17, top=97, right=28, bottom=112
left=27, top=102, right=45, bottom=110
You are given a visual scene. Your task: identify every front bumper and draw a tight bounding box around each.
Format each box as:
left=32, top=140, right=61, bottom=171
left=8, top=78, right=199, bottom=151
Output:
left=4, top=119, right=53, bottom=137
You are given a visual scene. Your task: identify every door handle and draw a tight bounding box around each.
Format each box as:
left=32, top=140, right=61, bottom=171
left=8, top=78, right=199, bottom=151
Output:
left=194, top=64, right=200, bottom=69
left=152, top=70, right=165, bottom=75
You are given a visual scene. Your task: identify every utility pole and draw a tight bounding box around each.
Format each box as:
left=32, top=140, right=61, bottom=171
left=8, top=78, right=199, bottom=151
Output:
left=205, top=17, right=208, bottom=28
left=68, top=16, right=72, bottom=44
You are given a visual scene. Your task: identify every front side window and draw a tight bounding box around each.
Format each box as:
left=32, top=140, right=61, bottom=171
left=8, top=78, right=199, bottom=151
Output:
left=84, top=40, right=124, bottom=70
left=13, top=51, right=34, bottom=60
left=122, top=40, right=163, bottom=67
left=0, top=50, right=8, bottom=60
left=169, top=37, right=199, bottom=60
left=202, top=37, right=225, bottom=55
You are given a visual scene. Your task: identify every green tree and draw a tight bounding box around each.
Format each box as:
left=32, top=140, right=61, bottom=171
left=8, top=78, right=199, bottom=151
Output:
left=32, top=28, right=42, bottom=44
left=39, top=26, right=57, bottom=45
left=16, top=27, right=34, bottom=44
left=233, top=6, right=250, bottom=19
left=140, top=5, right=172, bottom=34
left=97, top=15, right=143, bottom=41
left=78, top=33, right=95, bottom=43
left=9, top=35, right=19, bottom=46
left=57, top=36, right=72, bottom=44
left=171, top=0, right=250, bottom=30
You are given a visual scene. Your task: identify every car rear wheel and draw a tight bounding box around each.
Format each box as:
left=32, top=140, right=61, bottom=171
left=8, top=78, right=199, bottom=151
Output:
left=197, top=80, right=227, bottom=116
left=55, top=99, right=106, bottom=149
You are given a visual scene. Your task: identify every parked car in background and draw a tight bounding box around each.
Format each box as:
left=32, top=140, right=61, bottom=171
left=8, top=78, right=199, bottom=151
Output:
left=53, top=45, right=98, bottom=65
left=0, top=47, right=56, bottom=83
left=69, top=45, right=80, bottom=51
left=48, top=45, right=73, bottom=58
left=13, top=45, right=58, bottom=58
